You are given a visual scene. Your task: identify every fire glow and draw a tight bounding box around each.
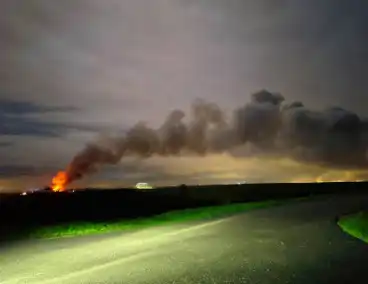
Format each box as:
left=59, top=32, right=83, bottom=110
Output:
left=51, top=171, right=69, bottom=192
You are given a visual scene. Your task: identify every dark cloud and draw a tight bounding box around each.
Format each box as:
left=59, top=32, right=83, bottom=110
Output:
left=0, top=98, right=77, bottom=115
left=1, top=115, right=64, bottom=137
left=0, top=115, right=111, bottom=137
left=0, top=165, right=36, bottom=177
left=0, top=99, right=104, bottom=137
left=0, top=141, right=13, bottom=147
left=0, top=164, right=57, bottom=177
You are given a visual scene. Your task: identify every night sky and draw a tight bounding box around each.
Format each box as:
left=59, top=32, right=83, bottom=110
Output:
left=1, top=0, right=368, bottom=192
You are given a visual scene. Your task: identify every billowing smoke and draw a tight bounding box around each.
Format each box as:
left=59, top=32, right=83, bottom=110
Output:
left=64, top=90, right=368, bottom=185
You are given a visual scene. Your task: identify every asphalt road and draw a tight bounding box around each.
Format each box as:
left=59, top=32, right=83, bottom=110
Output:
left=1, top=194, right=368, bottom=284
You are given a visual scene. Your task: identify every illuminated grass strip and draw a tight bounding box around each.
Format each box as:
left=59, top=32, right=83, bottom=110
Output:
left=30, top=199, right=290, bottom=239
left=338, top=211, right=368, bottom=243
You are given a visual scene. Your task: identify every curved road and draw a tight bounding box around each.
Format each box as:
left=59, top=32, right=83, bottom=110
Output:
left=1, top=194, right=368, bottom=284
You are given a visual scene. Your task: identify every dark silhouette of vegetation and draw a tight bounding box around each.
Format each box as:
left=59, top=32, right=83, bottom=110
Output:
left=0, top=182, right=366, bottom=244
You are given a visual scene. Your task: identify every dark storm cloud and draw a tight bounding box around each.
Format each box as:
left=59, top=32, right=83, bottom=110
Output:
left=0, top=114, right=63, bottom=137
left=0, top=114, right=103, bottom=137
left=0, top=164, right=55, bottom=177
left=0, top=142, right=13, bottom=147
left=0, top=98, right=77, bottom=115
left=0, top=99, right=104, bottom=137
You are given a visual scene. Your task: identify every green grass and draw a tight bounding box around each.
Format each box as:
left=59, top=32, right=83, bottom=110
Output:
left=338, top=211, right=368, bottom=243
left=29, top=199, right=295, bottom=239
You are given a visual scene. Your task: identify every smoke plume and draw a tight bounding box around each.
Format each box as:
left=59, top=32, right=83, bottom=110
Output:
left=64, top=90, right=368, bottom=185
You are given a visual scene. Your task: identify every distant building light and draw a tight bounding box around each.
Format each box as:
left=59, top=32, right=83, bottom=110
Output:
left=135, top=182, right=153, bottom=190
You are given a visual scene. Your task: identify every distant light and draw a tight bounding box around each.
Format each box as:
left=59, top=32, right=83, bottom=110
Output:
left=135, top=182, right=153, bottom=190
left=21, top=192, right=27, bottom=196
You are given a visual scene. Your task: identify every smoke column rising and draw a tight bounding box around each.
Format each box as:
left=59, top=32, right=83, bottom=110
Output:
left=64, top=90, right=368, bottom=185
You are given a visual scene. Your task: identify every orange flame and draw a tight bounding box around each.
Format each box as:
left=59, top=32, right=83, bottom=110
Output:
left=51, top=171, right=69, bottom=192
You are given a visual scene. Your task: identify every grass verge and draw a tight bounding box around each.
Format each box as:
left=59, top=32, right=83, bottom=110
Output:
left=29, top=198, right=296, bottom=239
left=338, top=211, right=368, bottom=243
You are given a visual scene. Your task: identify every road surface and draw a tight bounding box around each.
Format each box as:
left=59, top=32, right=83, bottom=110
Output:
left=1, top=194, right=368, bottom=284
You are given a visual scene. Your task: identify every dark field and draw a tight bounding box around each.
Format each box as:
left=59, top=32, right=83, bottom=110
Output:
left=0, top=182, right=367, bottom=243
